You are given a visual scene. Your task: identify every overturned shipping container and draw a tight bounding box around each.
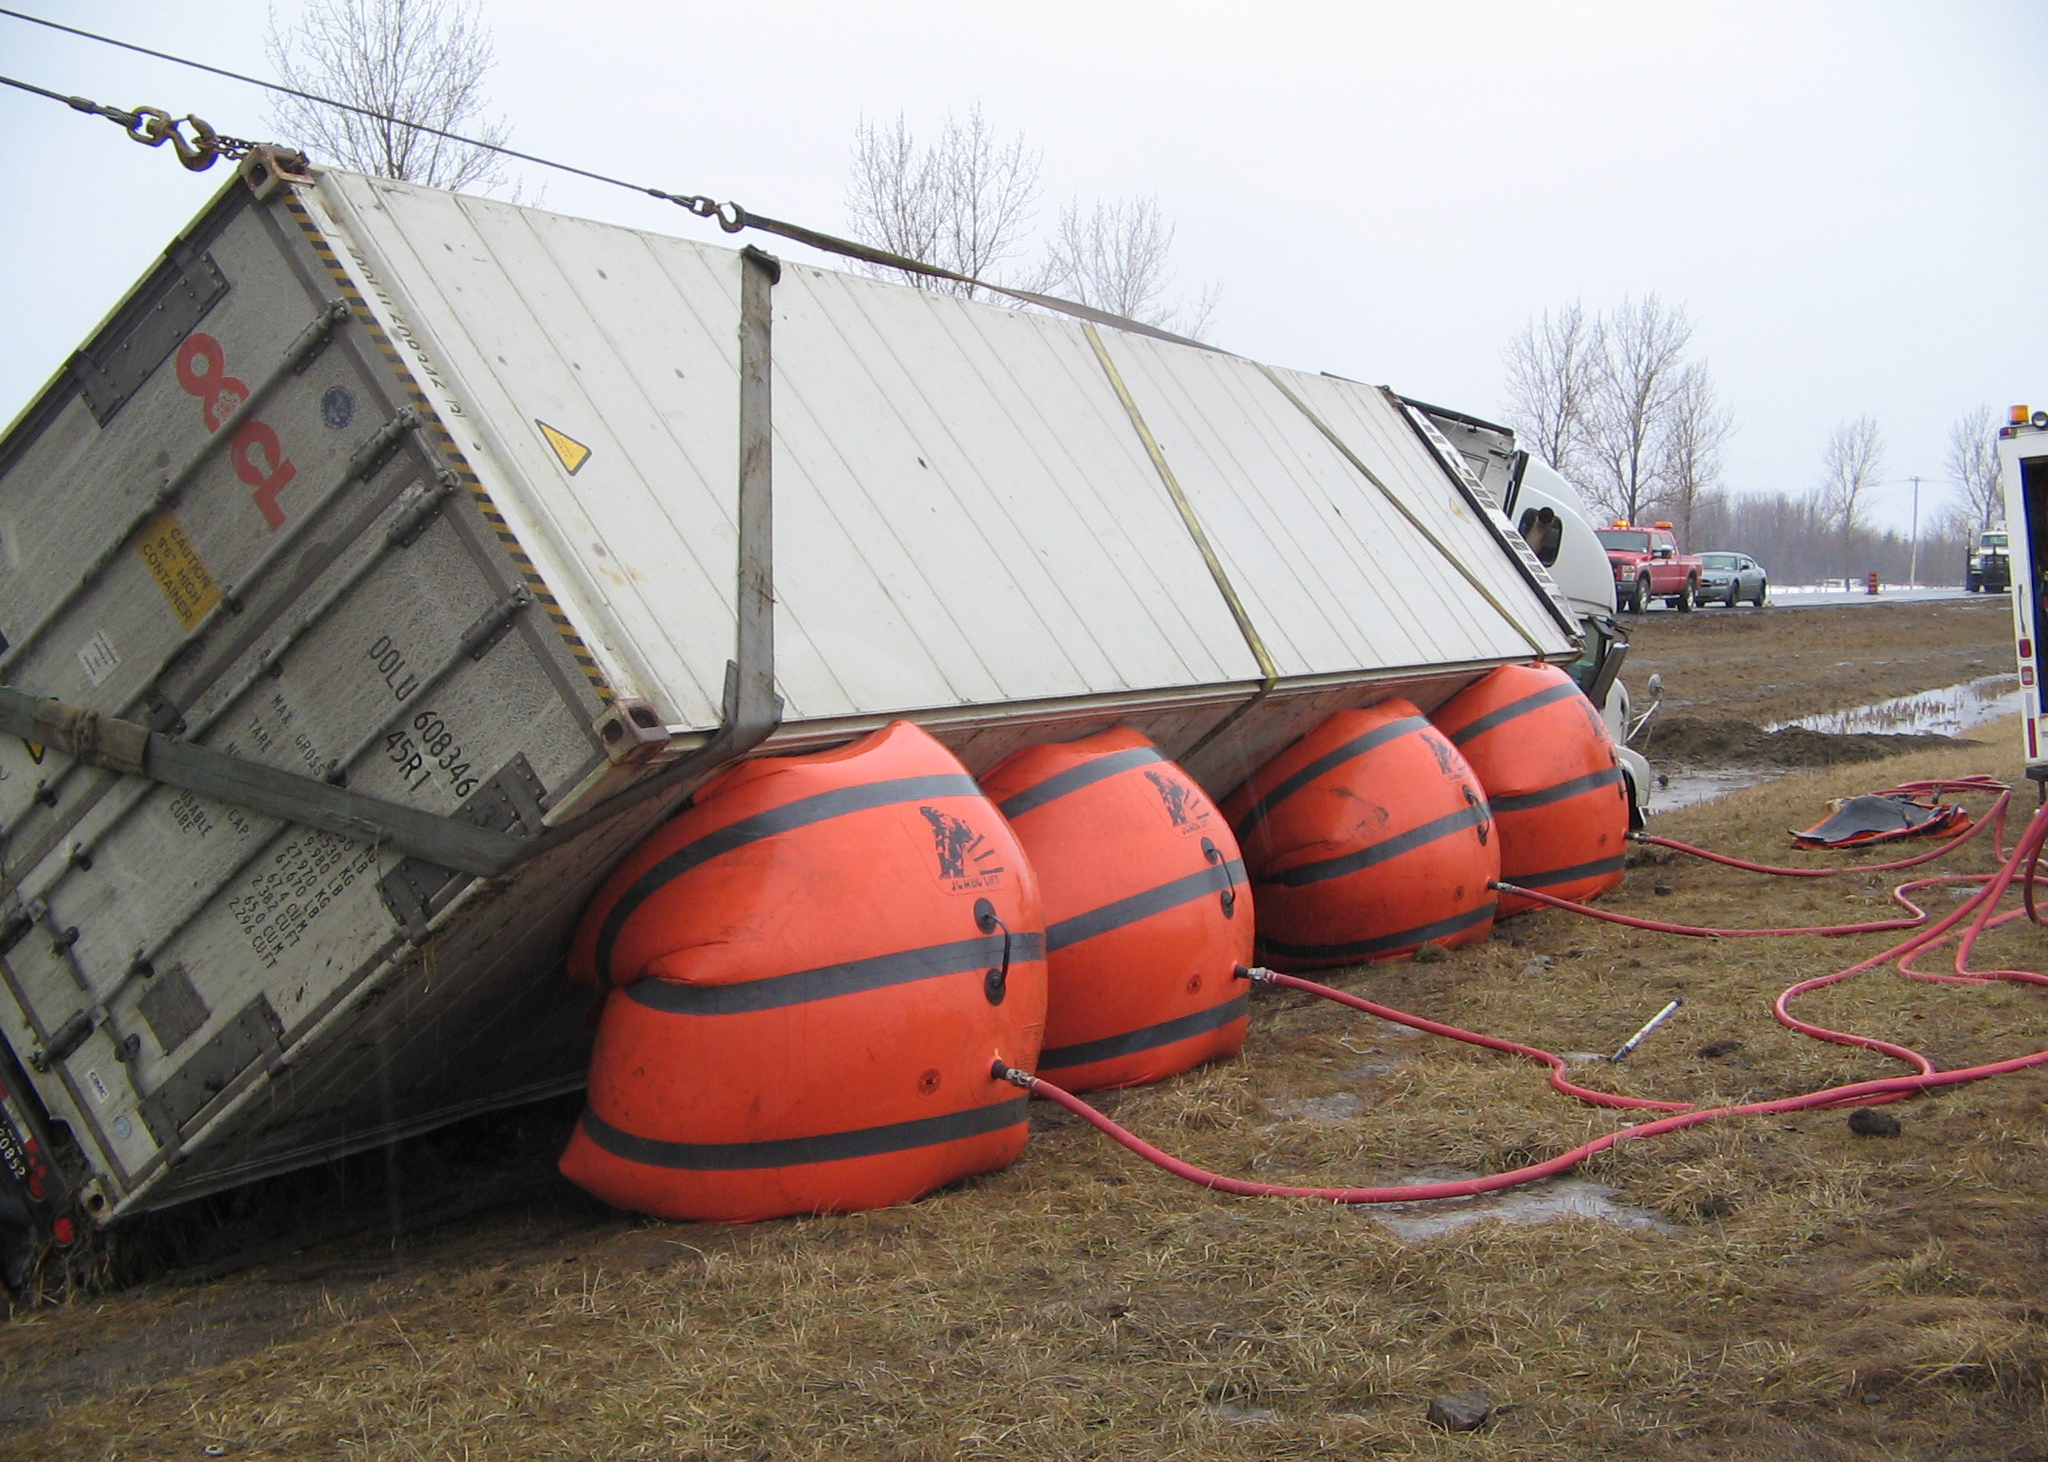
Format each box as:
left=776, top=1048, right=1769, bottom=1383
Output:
left=0, top=154, right=1577, bottom=1229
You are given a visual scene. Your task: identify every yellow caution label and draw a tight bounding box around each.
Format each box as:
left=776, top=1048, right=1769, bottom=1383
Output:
left=536, top=420, right=592, bottom=476
left=136, top=512, right=222, bottom=631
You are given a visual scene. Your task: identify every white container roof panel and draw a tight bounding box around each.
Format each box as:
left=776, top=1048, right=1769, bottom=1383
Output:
left=310, top=172, right=1566, bottom=736
left=311, top=174, right=744, bottom=725
left=1280, top=368, right=1570, bottom=646
left=766, top=264, right=1261, bottom=720
left=318, top=175, right=1263, bottom=728
left=1093, top=331, right=1567, bottom=676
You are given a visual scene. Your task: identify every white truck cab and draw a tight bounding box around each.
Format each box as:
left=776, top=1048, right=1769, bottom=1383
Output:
left=1410, top=401, right=1652, bottom=822
left=1967, top=526, right=2012, bottom=593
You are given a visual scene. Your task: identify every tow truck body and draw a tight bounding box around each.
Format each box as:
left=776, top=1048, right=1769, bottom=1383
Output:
left=1597, top=522, right=1702, bottom=613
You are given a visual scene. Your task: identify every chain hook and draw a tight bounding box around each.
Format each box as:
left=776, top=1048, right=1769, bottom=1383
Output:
left=172, top=113, right=222, bottom=171
left=120, top=105, right=225, bottom=170
left=662, top=193, right=749, bottom=234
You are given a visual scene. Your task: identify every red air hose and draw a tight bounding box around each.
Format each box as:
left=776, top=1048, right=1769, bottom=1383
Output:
left=1488, top=877, right=1938, bottom=938
left=994, top=793, right=2048, bottom=1207
left=1004, top=1046, right=2048, bottom=1206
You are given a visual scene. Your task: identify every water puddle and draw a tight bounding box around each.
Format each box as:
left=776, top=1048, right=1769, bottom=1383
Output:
left=1640, top=674, right=2023, bottom=817
left=1259, top=1100, right=1671, bottom=1235
left=1649, top=766, right=1774, bottom=812
left=1267, top=1093, right=1366, bottom=1122
left=1764, top=674, right=2020, bottom=738
left=1366, top=1175, right=1672, bottom=1240
left=1206, top=1405, right=1279, bottom=1425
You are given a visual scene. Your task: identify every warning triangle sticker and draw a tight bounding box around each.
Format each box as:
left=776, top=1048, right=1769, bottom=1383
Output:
left=536, top=420, right=592, bottom=476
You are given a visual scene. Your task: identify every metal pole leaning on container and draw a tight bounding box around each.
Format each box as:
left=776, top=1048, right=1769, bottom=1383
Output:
left=496, top=244, right=786, bottom=848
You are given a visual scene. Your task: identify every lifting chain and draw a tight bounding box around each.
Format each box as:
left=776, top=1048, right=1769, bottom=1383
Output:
left=8, top=77, right=258, bottom=171
left=107, top=102, right=257, bottom=171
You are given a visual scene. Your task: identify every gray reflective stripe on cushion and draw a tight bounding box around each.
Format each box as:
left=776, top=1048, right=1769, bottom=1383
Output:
left=579, top=1096, right=1029, bottom=1171
left=1038, top=994, right=1249, bottom=1072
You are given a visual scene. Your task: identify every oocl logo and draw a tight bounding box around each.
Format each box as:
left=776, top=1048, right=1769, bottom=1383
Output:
left=175, top=332, right=299, bottom=531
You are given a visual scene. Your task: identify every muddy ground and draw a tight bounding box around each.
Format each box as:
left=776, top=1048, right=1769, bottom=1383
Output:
left=4, top=601, right=2045, bottom=1461
left=1625, top=599, right=2015, bottom=769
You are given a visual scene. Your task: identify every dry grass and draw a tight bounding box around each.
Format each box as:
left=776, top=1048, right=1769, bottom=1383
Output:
left=5, top=677, right=2048, bottom=1457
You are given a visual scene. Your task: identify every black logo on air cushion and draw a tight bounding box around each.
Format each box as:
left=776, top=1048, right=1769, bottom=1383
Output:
left=1425, top=730, right=1461, bottom=780
left=1144, top=767, right=1212, bottom=835
left=920, top=806, right=1006, bottom=892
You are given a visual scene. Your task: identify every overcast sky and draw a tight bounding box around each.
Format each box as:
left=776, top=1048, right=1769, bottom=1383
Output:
left=4, top=0, right=2043, bottom=539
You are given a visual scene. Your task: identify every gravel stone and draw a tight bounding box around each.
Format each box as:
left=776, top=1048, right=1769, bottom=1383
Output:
left=1426, top=1392, right=1494, bottom=1431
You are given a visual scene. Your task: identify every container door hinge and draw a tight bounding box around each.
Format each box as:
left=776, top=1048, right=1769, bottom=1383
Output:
left=377, top=754, right=547, bottom=941
left=138, top=996, right=284, bottom=1145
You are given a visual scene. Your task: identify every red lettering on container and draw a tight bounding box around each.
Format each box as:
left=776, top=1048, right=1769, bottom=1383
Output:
left=174, top=332, right=297, bottom=531
left=232, top=421, right=299, bottom=528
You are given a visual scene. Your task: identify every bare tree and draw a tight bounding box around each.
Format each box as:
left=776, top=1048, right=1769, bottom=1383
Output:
left=1946, top=403, right=2004, bottom=529
left=1036, top=196, right=1219, bottom=337
left=1502, top=302, right=1599, bottom=483
left=846, top=108, right=1040, bottom=299
left=1582, top=295, right=1693, bottom=526
left=266, top=0, right=513, bottom=192
left=1819, top=415, right=1885, bottom=581
left=1699, top=489, right=1949, bottom=585
left=1933, top=500, right=1981, bottom=582
left=846, top=115, right=942, bottom=281
left=1657, top=361, right=1734, bottom=543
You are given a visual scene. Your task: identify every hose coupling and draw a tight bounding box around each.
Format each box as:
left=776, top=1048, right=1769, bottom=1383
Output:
left=989, top=1059, right=1035, bottom=1089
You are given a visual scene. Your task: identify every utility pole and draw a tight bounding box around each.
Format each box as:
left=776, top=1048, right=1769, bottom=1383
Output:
left=1908, top=474, right=1921, bottom=585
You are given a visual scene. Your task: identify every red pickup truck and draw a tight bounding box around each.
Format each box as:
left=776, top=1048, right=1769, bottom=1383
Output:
left=1597, top=522, right=1703, bottom=613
